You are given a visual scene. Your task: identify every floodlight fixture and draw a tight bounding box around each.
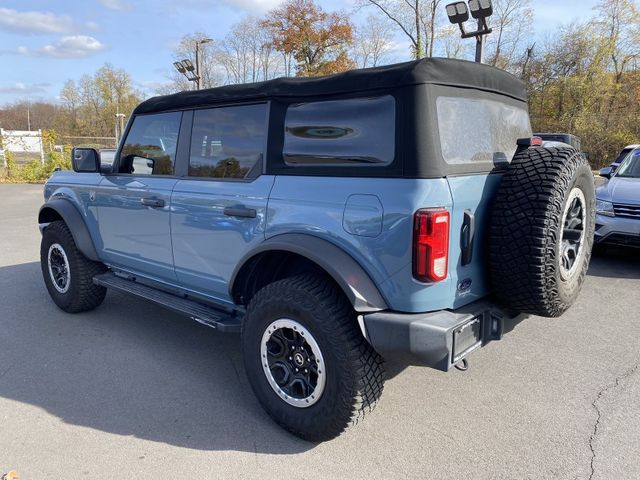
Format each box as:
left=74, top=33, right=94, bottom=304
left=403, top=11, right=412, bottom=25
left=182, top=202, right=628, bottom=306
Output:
left=181, top=59, right=195, bottom=72
left=469, top=0, right=493, bottom=19
left=444, top=0, right=493, bottom=63
left=446, top=2, right=469, bottom=25
left=173, top=61, right=186, bottom=74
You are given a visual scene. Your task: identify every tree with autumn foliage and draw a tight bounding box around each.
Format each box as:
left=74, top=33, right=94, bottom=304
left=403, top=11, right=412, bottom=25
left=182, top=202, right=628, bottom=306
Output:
left=263, top=0, right=355, bottom=77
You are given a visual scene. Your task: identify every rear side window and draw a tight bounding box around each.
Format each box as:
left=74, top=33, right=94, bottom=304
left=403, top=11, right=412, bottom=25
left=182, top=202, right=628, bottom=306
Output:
left=189, top=104, right=267, bottom=179
left=119, top=112, right=182, bottom=175
left=436, top=96, right=531, bottom=165
left=283, top=96, right=395, bottom=166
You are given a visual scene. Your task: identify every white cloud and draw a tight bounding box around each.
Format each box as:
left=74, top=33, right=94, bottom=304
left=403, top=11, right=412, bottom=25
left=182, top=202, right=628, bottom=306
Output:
left=0, top=82, right=50, bottom=95
left=99, top=0, right=134, bottom=12
left=15, top=36, right=107, bottom=59
left=220, top=0, right=281, bottom=10
left=169, top=0, right=281, bottom=14
left=0, top=8, right=77, bottom=35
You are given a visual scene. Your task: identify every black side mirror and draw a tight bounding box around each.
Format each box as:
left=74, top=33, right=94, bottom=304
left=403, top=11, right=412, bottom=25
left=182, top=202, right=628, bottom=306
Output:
left=599, top=167, right=612, bottom=179
left=72, top=148, right=100, bottom=173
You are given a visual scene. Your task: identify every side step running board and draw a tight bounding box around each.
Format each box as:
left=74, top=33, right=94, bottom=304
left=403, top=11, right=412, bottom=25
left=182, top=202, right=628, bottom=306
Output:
left=93, top=272, right=242, bottom=333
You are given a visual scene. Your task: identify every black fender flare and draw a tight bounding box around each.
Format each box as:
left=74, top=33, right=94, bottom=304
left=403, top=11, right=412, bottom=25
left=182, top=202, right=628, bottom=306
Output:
left=230, top=233, right=388, bottom=313
left=38, top=198, right=100, bottom=262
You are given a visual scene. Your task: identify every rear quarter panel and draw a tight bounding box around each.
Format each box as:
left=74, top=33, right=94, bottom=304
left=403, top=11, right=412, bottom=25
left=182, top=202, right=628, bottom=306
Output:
left=267, top=176, right=453, bottom=313
left=267, top=173, right=501, bottom=313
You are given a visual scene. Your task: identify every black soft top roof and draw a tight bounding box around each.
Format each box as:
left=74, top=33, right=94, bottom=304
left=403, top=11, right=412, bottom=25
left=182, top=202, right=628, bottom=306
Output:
left=135, top=57, right=526, bottom=115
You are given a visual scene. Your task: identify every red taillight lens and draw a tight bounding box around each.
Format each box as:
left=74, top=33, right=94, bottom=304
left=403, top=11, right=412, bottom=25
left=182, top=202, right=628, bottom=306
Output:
left=413, top=209, right=450, bottom=282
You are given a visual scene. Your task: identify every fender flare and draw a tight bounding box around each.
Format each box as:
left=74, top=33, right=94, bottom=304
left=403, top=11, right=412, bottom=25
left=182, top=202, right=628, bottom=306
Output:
left=230, top=233, right=388, bottom=313
left=38, top=198, right=100, bottom=262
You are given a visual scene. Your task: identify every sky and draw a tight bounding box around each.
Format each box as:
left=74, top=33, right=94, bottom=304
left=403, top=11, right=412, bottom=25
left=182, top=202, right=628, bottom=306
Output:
left=0, top=0, right=603, bottom=104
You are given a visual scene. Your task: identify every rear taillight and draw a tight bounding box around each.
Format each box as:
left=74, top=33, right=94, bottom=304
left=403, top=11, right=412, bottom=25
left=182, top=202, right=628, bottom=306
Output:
left=413, top=209, right=450, bottom=282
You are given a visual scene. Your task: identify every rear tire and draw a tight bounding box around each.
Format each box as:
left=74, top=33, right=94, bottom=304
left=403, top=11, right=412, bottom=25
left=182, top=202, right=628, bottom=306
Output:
left=242, top=274, right=385, bottom=442
left=489, top=148, right=595, bottom=317
left=40, top=221, right=107, bottom=313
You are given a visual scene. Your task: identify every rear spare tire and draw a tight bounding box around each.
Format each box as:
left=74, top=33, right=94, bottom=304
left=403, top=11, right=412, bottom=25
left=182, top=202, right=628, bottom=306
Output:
left=489, top=147, right=595, bottom=317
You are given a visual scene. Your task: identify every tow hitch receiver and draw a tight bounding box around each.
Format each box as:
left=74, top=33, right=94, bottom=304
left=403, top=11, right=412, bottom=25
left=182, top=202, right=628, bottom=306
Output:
left=363, top=300, right=519, bottom=371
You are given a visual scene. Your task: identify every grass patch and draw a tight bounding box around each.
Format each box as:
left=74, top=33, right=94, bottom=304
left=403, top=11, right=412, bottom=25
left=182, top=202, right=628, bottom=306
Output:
left=0, top=150, right=71, bottom=183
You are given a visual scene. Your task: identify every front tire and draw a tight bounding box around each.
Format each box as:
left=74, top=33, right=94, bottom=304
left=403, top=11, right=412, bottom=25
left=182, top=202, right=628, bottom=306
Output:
left=242, top=274, right=385, bottom=442
left=40, top=221, right=107, bottom=313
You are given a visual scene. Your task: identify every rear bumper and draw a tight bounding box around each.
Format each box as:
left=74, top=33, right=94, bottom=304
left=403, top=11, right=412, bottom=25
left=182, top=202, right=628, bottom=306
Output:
left=595, top=213, right=640, bottom=247
left=362, top=300, right=528, bottom=371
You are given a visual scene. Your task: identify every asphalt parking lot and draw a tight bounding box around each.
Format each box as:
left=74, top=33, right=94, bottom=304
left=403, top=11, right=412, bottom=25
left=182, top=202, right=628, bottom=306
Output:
left=1, top=183, right=639, bottom=480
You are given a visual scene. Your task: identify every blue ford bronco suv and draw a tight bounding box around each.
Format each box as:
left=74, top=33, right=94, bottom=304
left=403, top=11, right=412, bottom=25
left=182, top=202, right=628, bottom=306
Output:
left=38, top=58, right=595, bottom=441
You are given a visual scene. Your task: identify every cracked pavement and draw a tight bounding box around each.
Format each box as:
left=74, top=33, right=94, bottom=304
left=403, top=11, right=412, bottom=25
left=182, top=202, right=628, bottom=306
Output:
left=1, top=184, right=639, bottom=480
left=588, top=363, right=640, bottom=480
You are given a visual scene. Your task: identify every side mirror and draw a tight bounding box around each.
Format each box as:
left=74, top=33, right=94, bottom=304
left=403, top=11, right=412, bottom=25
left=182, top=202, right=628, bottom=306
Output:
left=72, top=148, right=100, bottom=173
left=599, top=167, right=612, bottom=179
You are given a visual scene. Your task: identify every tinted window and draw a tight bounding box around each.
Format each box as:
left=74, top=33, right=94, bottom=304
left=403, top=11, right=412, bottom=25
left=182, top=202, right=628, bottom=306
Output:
left=437, top=96, right=531, bottom=165
left=189, top=104, right=267, bottom=179
left=283, top=96, right=395, bottom=166
left=119, top=112, right=182, bottom=175
left=616, top=152, right=640, bottom=178
left=614, top=148, right=633, bottom=165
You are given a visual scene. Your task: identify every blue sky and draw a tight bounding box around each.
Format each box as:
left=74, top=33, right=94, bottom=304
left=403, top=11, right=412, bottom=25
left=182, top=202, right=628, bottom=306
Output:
left=0, top=0, right=601, bottom=104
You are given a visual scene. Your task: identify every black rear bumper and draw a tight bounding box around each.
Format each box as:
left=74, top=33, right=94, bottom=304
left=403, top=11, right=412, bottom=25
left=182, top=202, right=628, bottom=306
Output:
left=362, top=300, right=528, bottom=371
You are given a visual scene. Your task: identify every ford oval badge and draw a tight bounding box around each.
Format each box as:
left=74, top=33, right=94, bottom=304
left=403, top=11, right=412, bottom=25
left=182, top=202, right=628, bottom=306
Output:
left=458, top=278, right=472, bottom=293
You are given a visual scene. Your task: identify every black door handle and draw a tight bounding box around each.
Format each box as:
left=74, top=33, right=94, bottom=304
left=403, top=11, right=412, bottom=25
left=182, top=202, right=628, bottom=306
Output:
left=461, top=210, right=475, bottom=266
left=140, top=198, right=165, bottom=208
left=223, top=206, right=257, bottom=218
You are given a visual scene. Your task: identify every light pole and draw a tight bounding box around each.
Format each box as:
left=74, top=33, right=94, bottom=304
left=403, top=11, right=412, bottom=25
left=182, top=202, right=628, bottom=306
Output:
left=195, top=38, right=212, bottom=90
left=173, top=38, right=213, bottom=90
left=115, top=113, right=126, bottom=145
left=445, top=0, right=493, bottom=64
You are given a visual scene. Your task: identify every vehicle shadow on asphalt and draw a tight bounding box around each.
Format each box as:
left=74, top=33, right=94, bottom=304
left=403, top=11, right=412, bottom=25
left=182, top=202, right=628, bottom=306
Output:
left=0, top=262, right=314, bottom=454
left=588, top=246, right=640, bottom=279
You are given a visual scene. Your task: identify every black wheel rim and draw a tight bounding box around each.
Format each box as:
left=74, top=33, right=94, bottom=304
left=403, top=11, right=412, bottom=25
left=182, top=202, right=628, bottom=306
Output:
left=261, top=319, right=325, bottom=408
left=560, top=188, right=586, bottom=280
left=47, top=243, right=71, bottom=294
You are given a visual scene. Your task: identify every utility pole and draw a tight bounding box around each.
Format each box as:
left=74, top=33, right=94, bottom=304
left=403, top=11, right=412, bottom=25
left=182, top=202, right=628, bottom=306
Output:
left=475, top=18, right=484, bottom=64
left=195, top=42, right=202, bottom=90
left=115, top=113, right=126, bottom=145
left=195, top=38, right=212, bottom=90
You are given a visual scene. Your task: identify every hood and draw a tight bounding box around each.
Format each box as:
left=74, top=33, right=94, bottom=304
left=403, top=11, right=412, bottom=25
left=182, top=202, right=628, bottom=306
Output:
left=597, top=177, right=640, bottom=204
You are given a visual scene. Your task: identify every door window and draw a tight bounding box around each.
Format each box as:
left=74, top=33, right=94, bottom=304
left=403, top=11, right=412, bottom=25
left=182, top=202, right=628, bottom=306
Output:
left=118, top=112, right=182, bottom=175
left=189, top=104, right=267, bottom=179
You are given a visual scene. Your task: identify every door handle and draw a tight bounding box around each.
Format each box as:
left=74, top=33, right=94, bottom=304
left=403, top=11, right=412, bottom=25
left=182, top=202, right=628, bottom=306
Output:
left=461, top=210, right=475, bottom=266
left=223, top=206, right=257, bottom=218
left=140, top=198, right=165, bottom=208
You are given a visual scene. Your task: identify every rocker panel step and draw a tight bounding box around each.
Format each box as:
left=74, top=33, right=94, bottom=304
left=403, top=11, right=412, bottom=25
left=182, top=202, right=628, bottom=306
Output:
left=93, top=272, right=242, bottom=333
